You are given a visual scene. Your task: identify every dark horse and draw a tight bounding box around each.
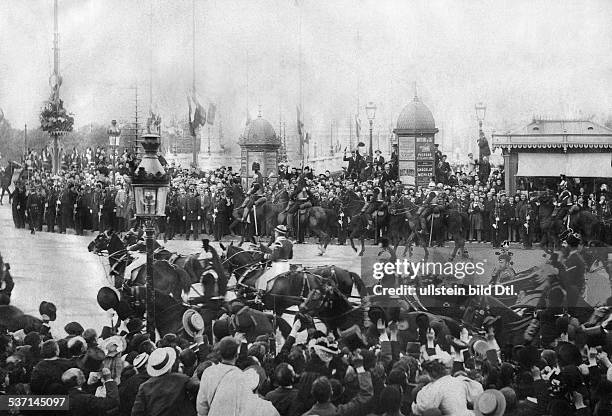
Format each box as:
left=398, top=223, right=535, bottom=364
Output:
left=414, top=279, right=532, bottom=348
left=340, top=193, right=370, bottom=256
left=221, top=243, right=366, bottom=311
left=534, top=192, right=563, bottom=250
left=97, top=286, right=220, bottom=341
left=88, top=231, right=192, bottom=301
left=553, top=205, right=603, bottom=241
left=299, top=282, right=364, bottom=333
left=387, top=200, right=430, bottom=260
left=0, top=305, right=43, bottom=333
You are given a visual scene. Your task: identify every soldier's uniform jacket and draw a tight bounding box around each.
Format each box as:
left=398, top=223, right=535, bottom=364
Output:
left=184, top=193, right=201, bottom=221
left=26, top=192, right=42, bottom=214
left=268, top=236, right=293, bottom=262
left=562, top=250, right=586, bottom=290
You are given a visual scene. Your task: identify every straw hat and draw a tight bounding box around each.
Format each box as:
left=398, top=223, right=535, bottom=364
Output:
left=474, top=389, right=506, bottom=416
left=147, top=347, right=177, bottom=377
left=182, top=309, right=205, bottom=338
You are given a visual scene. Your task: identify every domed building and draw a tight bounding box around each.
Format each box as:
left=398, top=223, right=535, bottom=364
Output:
left=393, top=94, right=438, bottom=187
left=239, top=113, right=281, bottom=186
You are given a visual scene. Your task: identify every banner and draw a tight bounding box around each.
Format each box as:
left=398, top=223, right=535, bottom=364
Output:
left=8, top=167, right=23, bottom=194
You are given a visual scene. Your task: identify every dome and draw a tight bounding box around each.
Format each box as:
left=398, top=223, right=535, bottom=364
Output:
left=241, top=115, right=280, bottom=146
left=396, top=95, right=436, bottom=132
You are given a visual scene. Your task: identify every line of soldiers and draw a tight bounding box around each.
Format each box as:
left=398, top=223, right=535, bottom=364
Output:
left=10, top=180, right=122, bottom=235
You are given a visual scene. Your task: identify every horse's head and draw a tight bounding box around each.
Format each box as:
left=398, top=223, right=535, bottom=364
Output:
left=88, top=231, right=112, bottom=254
left=300, top=282, right=336, bottom=314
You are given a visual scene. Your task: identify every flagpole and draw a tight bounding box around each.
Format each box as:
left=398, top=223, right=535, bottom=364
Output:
left=149, top=0, right=153, bottom=111
left=191, top=0, right=197, bottom=167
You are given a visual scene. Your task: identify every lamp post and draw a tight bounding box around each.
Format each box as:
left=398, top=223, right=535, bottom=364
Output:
left=365, top=102, right=377, bottom=158
left=131, top=133, right=169, bottom=340
left=107, top=120, right=122, bottom=184
left=475, top=102, right=486, bottom=155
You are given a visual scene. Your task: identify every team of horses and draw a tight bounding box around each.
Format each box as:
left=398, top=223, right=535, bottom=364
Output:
left=87, top=225, right=611, bottom=353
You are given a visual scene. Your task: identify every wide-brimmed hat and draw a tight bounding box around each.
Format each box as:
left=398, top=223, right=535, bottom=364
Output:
left=182, top=309, right=205, bottom=338
left=39, top=301, right=57, bottom=321
left=474, top=389, right=506, bottom=416
left=99, top=335, right=127, bottom=357
left=133, top=352, right=149, bottom=370
left=274, top=225, right=287, bottom=234
left=147, top=347, right=177, bottom=377
left=97, top=287, right=120, bottom=311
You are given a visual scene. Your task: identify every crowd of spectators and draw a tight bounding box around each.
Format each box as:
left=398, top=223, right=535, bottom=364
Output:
left=2, top=288, right=612, bottom=415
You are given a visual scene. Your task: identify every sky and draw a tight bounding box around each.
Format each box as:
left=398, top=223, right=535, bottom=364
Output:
left=1, top=0, right=612, bottom=155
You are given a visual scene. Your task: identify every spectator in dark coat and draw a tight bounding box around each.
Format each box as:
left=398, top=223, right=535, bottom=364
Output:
left=265, top=363, right=298, bottom=416
left=118, top=353, right=150, bottom=416
left=30, top=339, right=76, bottom=394
left=131, top=347, right=199, bottom=416
left=63, top=367, right=119, bottom=416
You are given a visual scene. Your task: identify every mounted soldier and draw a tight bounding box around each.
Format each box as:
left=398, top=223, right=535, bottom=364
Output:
left=240, top=182, right=267, bottom=223
left=285, top=181, right=314, bottom=243
left=490, top=242, right=516, bottom=285
left=417, top=185, right=439, bottom=235
left=254, top=225, right=293, bottom=292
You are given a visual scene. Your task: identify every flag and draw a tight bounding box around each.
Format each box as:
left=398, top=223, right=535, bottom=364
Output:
left=187, top=90, right=206, bottom=136
left=0, top=107, right=4, bottom=123
left=355, top=114, right=361, bottom=140
left=297, top=106, right=304, bottom=138
left=297, top=106, right=305, bottom=155
left=207, top=103, right=217, bottom=125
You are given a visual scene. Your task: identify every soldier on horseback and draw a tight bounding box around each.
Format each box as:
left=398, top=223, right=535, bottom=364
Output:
left=239, top=182, right=266, bottom=223
left=490, top=243, right=516, bottom=284
left=284, top=180, right=313, bottom=242
left=254, top=225, right=293, bottom=292
left=417, top=185, right=439, bottom=236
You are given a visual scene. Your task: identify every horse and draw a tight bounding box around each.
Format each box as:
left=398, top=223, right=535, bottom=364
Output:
left=265, top=188, right=290, bottom=237
left=88, top=231, right=192, bottom=301
left=340, top=193, right=369, bottom=256
left=302, top=206, right=338, bottom=255
left=445, top=207, right=468, bottom=261
left=388, top=200, right=430, bottom=260
left=299, top=282, right=364, bottom=333
left=232, top=200, right=267, bottom=244
left=567, top=207, right=602, bottom=242
left=97, top=286, right=220, bottom=341
left=0, top=305, right=43, bottom=333
left=413, top=279, right=531, bottom=348
left=534, top=192, right=562, bottom=250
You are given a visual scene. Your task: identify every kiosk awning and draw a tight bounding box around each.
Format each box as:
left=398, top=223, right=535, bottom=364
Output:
left=516, top=153, right=612, bottom=177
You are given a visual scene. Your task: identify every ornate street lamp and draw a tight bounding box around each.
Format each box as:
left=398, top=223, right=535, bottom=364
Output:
left=107, top=120, right=121, bottom=184
left=131, top=133, right=170, bottom=339
left=365, top=102, right=377, bottom=157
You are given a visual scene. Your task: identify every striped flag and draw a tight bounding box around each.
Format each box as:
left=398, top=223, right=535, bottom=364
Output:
left=355, top=114, right=361, bottom=140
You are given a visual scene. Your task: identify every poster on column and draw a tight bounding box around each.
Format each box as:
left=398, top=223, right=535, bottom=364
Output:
left=415, top=136, right=435, bottom=188
left=398, top=137, right=416, bottom=184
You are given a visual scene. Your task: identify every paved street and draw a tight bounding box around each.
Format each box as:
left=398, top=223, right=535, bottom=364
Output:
left=1, top=204, right=610, bottom=336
